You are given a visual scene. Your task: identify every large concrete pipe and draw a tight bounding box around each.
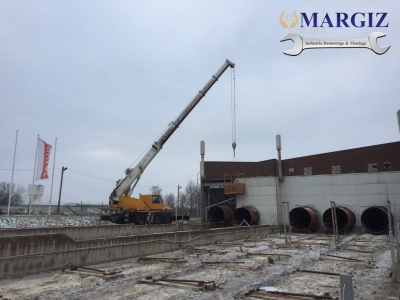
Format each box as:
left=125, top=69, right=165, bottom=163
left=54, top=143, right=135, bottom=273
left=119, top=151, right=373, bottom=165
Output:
left=289, top=206, right=320, bottom=233
left=322, top=206, right=355, bottom=234
left=361, top=206, right=392, bottom=234
left=233, top=206, right=259, bottom=226
left=207, top=206, right=234, bottom=228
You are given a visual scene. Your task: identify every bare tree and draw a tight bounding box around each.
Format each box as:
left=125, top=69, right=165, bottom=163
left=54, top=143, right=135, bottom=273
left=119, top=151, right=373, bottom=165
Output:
left=163, top=193, right=175, bottom=208
left=184, top=180, right=199, bottom=216
left=179, top=193, right=188, bottom=212
left=149, top=185, right=162, bottom=195
left=0, top=182, right=26, bottom=206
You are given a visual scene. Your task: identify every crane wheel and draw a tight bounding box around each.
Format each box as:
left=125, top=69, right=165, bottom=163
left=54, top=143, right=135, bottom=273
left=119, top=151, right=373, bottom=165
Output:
left=163, top=213, right=172, bottom=224
left=154, top=213, right=162, bottom=224
left=134, top=212, right=147, bottom=225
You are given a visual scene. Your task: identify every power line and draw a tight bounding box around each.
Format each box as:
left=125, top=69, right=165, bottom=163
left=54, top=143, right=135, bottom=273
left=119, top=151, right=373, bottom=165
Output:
left=1, top=167, right=182, bottom=189
left=67, top=169, right=115, bottom=182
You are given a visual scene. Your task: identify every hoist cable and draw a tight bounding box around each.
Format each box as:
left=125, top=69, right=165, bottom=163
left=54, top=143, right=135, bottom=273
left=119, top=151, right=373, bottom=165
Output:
left=231, top=68, right=237, bottom=159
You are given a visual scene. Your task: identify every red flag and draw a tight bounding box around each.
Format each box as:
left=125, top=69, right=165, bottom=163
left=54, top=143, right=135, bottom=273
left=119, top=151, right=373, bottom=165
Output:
left=35, top=138, right=52, bottom=180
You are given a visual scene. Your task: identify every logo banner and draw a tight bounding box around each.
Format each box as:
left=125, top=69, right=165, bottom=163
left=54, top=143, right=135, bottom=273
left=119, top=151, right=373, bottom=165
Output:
left=35, top=138, right=52, bottom=180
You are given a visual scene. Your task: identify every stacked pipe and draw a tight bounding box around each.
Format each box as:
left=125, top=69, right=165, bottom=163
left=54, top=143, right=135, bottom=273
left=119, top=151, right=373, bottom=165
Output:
left=322, top=206, right=355, bottom=234
left=233, top=206, right=259, bottom=226
left=361, top=206, right=392, bottom=234
left=207, top=206, right=234, bottom=228
left=289, top=206, right=320, bottom=233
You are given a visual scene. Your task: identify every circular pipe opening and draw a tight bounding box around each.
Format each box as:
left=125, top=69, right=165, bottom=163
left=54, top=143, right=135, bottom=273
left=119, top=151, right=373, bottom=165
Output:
left=289, top=206, right=319, bottom=232
left=361, top=206, right=391, bottom=234
left=207, top=206, right=233, bottom=227
left=233, top=206, right=259, bottom=225
left=322, top=206, right=355, bottom=234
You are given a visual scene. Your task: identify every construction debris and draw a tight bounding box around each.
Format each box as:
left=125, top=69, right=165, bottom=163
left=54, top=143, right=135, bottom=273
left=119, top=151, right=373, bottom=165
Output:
left=62, top=263, right=124, bottom=280
left=320, top=254, right=363, bottom=262
left=244, top=288, right=339, bottom=299
left=201, top=261, right=261, bottom=270
left=295, top=268, right=341, bottom=276
left=137, top=256, right=188, bottom=263
left=138, top=276, right=216, bottom=291
left=184, top=247, right=228, bottom=255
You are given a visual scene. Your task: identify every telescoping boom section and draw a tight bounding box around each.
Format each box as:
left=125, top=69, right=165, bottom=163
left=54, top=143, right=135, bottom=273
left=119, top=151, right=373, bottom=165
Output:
left=103, top=60, right=235, bottom=225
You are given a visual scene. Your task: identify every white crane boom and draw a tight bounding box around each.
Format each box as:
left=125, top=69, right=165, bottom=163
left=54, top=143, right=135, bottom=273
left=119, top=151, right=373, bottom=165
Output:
left=110, top=59, right=235, bottom=203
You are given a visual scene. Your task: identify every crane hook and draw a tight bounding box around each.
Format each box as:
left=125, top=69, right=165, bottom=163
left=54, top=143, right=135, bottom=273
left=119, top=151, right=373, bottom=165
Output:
left=232, top=142, right=236, bottom=157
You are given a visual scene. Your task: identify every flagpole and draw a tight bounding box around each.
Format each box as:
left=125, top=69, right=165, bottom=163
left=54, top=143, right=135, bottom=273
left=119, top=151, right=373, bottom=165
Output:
left=49, top=137, right=57, bottom=216
left=7, top=130, right=18, bottom=215
left=29, top=134, right=39, bottom=216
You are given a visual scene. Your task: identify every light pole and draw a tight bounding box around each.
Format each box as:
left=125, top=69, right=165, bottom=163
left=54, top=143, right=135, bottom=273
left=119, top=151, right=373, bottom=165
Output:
left=197, top=172, right=200, bottom=218
left=176, top=185, right=182, bottom=230
left=57, top=167, right=67, bottom=214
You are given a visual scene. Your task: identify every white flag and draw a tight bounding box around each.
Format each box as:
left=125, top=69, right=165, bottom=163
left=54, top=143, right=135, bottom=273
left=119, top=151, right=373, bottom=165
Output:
left=35, top=138, right=52, bottom=180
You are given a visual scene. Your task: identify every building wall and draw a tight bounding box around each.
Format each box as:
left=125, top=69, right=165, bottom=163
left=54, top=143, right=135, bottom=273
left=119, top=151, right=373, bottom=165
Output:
left=236, top=177, right=280, bottom=225
left=236, top=171, right=400, bottom=228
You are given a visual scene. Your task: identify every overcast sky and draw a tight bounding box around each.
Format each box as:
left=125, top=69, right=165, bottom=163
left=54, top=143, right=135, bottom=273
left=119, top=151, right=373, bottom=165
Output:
left=1, top=1, right=399, bottom=206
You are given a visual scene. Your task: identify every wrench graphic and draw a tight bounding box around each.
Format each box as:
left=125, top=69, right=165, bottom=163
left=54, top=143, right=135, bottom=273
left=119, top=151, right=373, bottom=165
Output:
left=280, top=32, right=390, bottom=56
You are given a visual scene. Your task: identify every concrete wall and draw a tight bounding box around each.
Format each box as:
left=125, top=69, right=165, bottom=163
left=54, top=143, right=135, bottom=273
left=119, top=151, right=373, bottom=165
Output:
left=0, top=225, right=274, bottom=278
left=236, top=171, right=400, bottom=228
left=236, top=177, right=279, bottom=224
left=0, top=223, right=206, bottom=240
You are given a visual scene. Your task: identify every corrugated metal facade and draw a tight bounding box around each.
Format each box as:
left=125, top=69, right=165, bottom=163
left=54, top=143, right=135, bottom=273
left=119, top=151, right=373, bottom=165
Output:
left=204, top=160, right=277, bottom=180
left=282, top=141, right=400, bottom=176
left=204, top=141, right=400, bottom=180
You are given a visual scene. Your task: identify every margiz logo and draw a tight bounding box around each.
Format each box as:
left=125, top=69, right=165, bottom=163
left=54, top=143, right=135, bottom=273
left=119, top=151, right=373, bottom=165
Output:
left=279, top=11, right=391, bottom=56
left=279, top=11, right=389, bottom=30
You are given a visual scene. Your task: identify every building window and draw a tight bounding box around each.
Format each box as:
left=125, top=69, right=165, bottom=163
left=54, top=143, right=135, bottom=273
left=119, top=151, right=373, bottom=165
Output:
left=384, top=162, right=392, bottom=170
left=368, top=163, right=378, bottom=172
left=304, top=167, right=312, bottom=175
left=288, top=168, right=294, bottom=175
left=332, top=165, right=341, bottom=174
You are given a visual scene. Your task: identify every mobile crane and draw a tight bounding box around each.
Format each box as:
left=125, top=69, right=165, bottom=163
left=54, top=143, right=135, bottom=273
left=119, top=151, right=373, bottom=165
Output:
left=101, top=59, right=235, bottom=224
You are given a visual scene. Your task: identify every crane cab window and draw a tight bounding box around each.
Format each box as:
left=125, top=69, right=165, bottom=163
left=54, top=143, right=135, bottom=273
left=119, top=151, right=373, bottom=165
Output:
left=152, top=195, right=163, bottom=204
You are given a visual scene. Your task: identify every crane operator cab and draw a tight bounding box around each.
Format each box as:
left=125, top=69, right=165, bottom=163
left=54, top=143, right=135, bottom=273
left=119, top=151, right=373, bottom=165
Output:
left=152, top=195, right=163, bottom=204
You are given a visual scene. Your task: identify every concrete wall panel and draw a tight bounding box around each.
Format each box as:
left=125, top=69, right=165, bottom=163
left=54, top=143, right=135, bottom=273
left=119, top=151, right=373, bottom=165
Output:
left=357, top=184, right=389, bottom=195
left=356, top=172, right=400, bottom=184
left=323, top=185, right=358, bottom=196
left=239, top=196, right=277, bottom=206
left=357, top=194, right=388, bottom=206
left=246, top=177, right=276, bottom=187
left=322, top=195, right=359, bottom=205
left=322, top=174, right=357, bottom=186
left=245, top=186, right=276, bottom=197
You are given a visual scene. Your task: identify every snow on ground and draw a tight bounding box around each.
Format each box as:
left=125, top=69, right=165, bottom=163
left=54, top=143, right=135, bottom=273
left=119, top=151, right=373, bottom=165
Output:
left=0, top=215, right=110, bottom=228
left=0, top=205, right=111, bottom=228
left=0, top=205, right=103, bottom=216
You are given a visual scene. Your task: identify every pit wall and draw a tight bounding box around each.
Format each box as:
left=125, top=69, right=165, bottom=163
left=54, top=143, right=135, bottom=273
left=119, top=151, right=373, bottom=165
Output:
left=0, top=223, right=207, bottom=240
left=0, top=224, right=274, bottom=278
left=237, top=171, right=400, bottom=229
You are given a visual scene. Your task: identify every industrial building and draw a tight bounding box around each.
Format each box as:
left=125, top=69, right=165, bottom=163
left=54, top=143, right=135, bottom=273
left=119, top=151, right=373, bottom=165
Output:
left=201, top=140, right=400, bottom=234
